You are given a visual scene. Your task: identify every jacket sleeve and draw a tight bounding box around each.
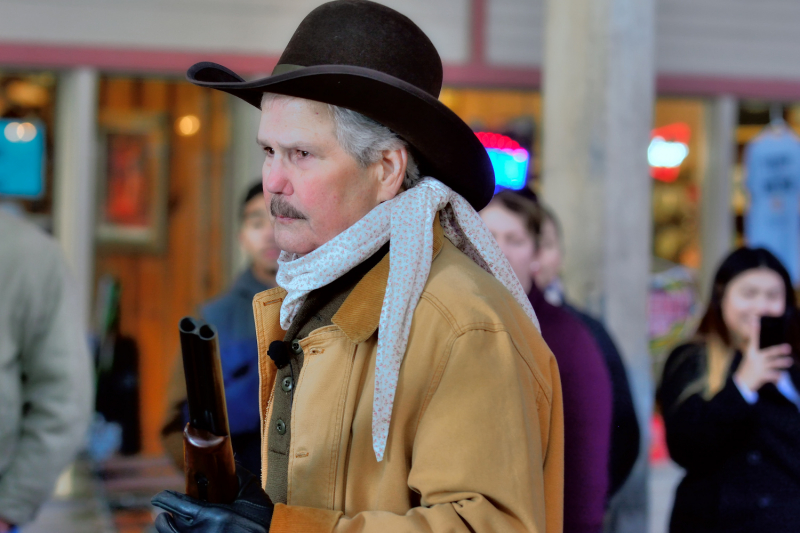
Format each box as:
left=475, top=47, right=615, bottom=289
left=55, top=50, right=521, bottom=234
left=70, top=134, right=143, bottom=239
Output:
left=269, top=328, right=564, bottom=533
left=658, top=344, right=755, bottom=471
left=0, top=243, right=93, bottom=525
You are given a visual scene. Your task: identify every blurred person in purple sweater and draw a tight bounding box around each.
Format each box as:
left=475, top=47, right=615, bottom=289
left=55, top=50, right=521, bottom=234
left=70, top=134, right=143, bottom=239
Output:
left=533, top=203, right=641, bottom=500
left=481, top=191, right=612, bottom=533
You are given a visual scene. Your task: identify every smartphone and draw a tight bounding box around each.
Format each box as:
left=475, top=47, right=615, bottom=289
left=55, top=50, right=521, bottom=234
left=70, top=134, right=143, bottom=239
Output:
left=760, top=315, right=788, bottom=349
left=760, top=314, right=800, bottom=365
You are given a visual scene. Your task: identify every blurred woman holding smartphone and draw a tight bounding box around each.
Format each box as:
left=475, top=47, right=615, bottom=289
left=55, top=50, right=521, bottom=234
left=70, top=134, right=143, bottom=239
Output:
left=658, top=247, right=800, bottom=533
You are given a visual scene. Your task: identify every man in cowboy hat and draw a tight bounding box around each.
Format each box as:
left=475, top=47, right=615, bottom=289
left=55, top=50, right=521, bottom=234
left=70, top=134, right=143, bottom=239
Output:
left=152, top=2, right=564, bottom=532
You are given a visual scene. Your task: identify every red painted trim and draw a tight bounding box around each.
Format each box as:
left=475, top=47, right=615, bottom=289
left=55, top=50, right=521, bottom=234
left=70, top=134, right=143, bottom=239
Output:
left=4, top=41, right=800, bottom=99
left=0, top=41, right=278, bottom=76
left=471, top=0, right=487, bottom=65
left=0, top=40, right=542, bottom=87
left=657, top=75, right=800, bottom=100
left=443, top=63, right=541, bottom=88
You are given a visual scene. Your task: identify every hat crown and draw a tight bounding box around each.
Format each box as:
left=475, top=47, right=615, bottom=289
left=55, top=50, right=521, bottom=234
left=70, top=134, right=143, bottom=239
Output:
left=276, top=0, right=443, bottom=98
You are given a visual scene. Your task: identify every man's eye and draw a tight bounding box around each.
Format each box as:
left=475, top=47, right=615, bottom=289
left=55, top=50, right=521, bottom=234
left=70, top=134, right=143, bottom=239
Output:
left=298, top=150, right=309, bottom=157
left=263, top=147, right=274, bottom=155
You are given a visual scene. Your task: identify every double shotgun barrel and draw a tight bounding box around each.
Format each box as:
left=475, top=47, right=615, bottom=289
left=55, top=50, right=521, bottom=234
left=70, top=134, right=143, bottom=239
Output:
left=178, top=317, right=239, bottom=503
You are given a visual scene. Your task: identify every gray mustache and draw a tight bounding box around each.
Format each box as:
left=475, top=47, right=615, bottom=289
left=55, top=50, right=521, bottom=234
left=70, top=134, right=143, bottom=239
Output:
left=270, top=196, right=307, bottom=220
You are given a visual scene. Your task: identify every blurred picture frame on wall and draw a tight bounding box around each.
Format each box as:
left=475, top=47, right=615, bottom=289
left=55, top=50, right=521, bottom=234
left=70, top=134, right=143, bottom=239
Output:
left=96, top=111, right=169, bottom=253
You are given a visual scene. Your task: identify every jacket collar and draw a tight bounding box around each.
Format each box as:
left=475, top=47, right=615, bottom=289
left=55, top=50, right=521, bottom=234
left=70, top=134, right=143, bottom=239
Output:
left=332, top=214, right=445, bottom=344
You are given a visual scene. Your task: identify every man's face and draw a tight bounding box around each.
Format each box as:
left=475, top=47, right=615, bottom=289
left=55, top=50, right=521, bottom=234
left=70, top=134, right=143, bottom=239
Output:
left=480, top=202, right=537, bottom=294
left=258, top=95, right=383, bottom=255
left=239, top=193, right=280, bottom=276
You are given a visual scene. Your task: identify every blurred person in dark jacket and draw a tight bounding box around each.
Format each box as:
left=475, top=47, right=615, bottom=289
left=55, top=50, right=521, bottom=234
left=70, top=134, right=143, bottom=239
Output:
left=532, top=201, right=641, bottom=498
left=481, top=191, right=612, bottom=533
left=0, top=211, right=93, bottom=531
left=658, top=247, right=800, bottom=533
left=161, top=181, right=277, bottom=476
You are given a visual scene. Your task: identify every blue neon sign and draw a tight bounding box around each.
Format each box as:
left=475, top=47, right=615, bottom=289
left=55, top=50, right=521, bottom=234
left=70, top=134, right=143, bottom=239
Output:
left=476, top=132, right=531, bottom=192
left=487, top=148, right=529, bottom=191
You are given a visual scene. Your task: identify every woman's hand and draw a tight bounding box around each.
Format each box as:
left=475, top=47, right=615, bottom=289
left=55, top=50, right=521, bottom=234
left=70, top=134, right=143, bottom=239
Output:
left=735, top=321, right=794, bottom=392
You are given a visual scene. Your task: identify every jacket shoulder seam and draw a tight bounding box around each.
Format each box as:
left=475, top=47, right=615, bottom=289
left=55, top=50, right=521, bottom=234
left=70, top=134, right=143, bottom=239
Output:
left=415, top=323, right=552, bottom=432
left=418, top=292, right=459, bottom=334
left=419, top=291, right=552, bottom=402
left=419, top=291, right=512, bottom=336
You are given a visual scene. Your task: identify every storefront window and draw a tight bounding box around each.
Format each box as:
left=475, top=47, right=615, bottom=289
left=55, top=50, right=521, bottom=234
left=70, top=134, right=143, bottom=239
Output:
left=94, top=75, right=232, bottom=457
left=650, top=98, right=707, bottom=270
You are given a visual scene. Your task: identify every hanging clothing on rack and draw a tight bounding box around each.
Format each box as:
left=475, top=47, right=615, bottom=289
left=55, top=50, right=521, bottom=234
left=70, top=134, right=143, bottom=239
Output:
left=744, top=120, right=800, bottom=283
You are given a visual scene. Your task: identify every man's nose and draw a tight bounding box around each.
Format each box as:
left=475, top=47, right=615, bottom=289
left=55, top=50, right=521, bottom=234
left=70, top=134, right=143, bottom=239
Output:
left=264, top=156, right=292, bottom=195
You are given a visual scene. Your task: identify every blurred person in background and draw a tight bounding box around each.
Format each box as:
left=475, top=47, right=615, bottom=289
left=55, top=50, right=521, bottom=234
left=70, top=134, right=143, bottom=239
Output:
left=658, top=247, right=800, bottom=533
left=152, top=2, right=563, bottom=531
left=481, top=191, right=612, bottom=533
left=161, top=181, right=276, bottom=476
left=0, top=210, right=93, bottom=531
left=533, top=203, right=641, bottom=499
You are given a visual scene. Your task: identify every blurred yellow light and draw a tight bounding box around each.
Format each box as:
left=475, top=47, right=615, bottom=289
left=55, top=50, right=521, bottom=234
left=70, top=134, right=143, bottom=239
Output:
left=3, top=121, right=37, bottom=143
left=6, top=80, right=49, bottom=107
left=176, top=115, right=201, bottom=136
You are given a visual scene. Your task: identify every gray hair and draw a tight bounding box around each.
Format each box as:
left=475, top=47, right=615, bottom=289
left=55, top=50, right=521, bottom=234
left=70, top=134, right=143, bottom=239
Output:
left=262, top=93, right=421, bottom=190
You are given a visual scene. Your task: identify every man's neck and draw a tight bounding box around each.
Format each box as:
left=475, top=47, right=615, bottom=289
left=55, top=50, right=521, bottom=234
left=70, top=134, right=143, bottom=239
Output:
left=251, top=266, right=277, bottom=287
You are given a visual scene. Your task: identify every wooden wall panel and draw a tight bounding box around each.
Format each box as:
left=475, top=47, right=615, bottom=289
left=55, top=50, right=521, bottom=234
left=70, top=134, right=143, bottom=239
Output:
left=206, top=90, right=229, bottom=295
left=94, top=76, right=229, bottom=455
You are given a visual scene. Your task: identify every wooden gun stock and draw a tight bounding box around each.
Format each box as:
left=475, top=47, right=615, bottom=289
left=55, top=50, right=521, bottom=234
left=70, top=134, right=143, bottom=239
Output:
left=179, top=317, right=238, bottom=504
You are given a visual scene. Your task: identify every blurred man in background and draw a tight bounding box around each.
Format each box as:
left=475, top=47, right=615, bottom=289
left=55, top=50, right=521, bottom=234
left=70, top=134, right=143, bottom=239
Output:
left=161, top=181, right=277, bottom=476
left=533, top=204, right=641, bottom=500
left=482, top=191, right=612, bottom=533
left=0, top=210, right=93, bottom=532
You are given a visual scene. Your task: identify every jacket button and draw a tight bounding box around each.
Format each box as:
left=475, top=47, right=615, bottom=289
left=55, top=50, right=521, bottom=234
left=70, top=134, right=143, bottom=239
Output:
left=757, top=495, right=772, bottom=508
left=747, top=451, right=762, bottom=465
left=276, top=419, right=286, bottom=435
left=281, top=376, right=293, bottom=392
left=291, top=340, right=303, bottom=355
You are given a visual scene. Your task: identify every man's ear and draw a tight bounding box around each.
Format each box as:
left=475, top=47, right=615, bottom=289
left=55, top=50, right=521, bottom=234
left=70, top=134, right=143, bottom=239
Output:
left=376, top=147, right=408, bottom=203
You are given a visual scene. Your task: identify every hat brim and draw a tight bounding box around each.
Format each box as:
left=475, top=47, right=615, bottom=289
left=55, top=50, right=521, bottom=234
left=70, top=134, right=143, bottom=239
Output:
left=187, top=62, right=495, bottom=211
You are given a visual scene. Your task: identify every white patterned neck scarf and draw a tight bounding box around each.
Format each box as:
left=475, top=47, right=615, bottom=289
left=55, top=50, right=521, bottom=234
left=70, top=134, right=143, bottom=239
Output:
left=276, top=178, right=540, bottom=461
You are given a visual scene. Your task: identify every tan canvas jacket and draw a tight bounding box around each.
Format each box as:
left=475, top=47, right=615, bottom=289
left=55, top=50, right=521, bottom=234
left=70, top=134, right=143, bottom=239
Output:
left=253, top=220, right=564, bottom=533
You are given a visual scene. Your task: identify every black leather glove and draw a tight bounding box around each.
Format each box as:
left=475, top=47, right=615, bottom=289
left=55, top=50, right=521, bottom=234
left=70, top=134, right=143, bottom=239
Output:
left=152, top=464, right=273, bottom=533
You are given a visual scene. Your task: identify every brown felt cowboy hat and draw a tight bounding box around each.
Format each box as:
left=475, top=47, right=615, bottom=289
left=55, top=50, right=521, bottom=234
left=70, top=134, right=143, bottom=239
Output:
left=186, top=0, right=494, bottom=210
